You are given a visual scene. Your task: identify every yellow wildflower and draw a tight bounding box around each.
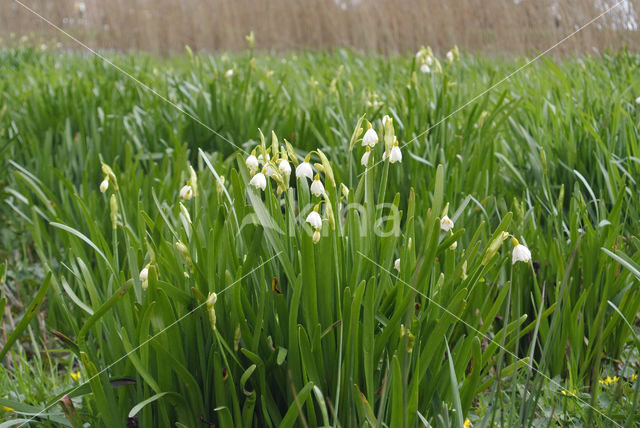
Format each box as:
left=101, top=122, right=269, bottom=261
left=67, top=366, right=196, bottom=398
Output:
left=70, top=370, right=81, bottom=381
left=464, top=419, right=472, bottom=428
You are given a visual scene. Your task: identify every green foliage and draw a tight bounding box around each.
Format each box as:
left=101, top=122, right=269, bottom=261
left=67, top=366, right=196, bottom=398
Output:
left=1, top=47, right=640, bottom=426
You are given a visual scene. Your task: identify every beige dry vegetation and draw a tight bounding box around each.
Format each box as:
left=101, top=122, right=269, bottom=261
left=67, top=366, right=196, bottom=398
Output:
left=1, top=0, right=639, bottom=54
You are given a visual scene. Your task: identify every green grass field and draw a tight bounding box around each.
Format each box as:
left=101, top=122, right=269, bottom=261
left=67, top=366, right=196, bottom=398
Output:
left=1, top=45, right=640, bottom=427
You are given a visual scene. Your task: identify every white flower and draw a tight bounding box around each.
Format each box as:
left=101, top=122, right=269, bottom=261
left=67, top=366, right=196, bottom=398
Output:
left=279, top=159, right=291, bottom=175
left=361, top=148, right=371, bottom=166
left=139, top=267, right=149, bottom=290
left=636, top=96, right=640, bottom=105
left=382, top=115, right=392, bottom=128
left=99, top=179, right=109, bottom=193
left=310, top=176, right=325, bottom=197
left=394, top=258, right=401, bottom=272
left=440, top=215, right=454, bottom=231
left=362, top=128, right=378, bottom=147
left=312, top=229, right=321, bottom=244
left=512, top=244, right=532, bottom=264
left=420, top=64, right=431, bottom=74
left=257, top=153, right=270, bottom=164
left=245, top=155, right=259, bottom=172
left=264, top=164, right=276, bottom=177
left=449, top=241, right=458, bottom=250
left=139, top=267, right=149, bottom=282
left=179, top=184, right=193, bottom=200
left=249, top=172, right=267, bottom=191
left=446, top=51, right=454, bottom=62
left=296, top=162, right=314, bottom=180
left=425, top=56, right=433, bottom=66
left=225, top=69, right=234, bottom=77
left=306, top=211, right=322, bottom=229
left=389, top=144, right=402, bottom=163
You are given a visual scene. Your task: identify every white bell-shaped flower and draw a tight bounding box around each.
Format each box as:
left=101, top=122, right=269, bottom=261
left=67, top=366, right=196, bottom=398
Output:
left=264, top=164, right=276, bottom=177
left=440, top=215, right=454, bottom=231
left=279, top=159, right=291, bottom=175
left=362, top=128, right=378, bottom=147
left=420, top=64, right=431, bottom=74
left=512, top=241, right=532, bottom=265
left=446, top=51, right=454, bottom=63
left=310, top=175, right=325, bottom=197
left=257, top=153, right=270, bottom=165
left=361, top=147, right=371, bottom=166
left=179, top=184, right=194, bottom=200
left=245, top=154, right=259, bottom=172
left=249, top=172, right=267, bottom=191
left=306, top=210, right=322, bottom=230
left=99, top=179, right=109, bottom=193
left=394, top=258, right=401, bottom=272
left=296, top=161, right=314, bottom=180
left=389, top=143, right=402, bottom=163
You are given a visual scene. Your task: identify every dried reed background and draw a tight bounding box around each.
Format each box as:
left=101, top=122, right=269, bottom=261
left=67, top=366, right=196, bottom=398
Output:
left=1, top=0, right=639, bottom=54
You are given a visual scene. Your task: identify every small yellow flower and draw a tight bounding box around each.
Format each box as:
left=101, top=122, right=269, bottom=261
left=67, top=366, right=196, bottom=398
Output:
left=70, top=370, right=81, bottom=381
left=464, top=419, right=472, bottom=428
left=631, top=374, right=638, bottom=382
left=1, top=405, right=14, bottom=412
left=599, top=375, right=620, bottom=386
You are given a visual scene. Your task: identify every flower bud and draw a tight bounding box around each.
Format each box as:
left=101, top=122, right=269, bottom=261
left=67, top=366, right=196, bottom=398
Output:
left=206, top=292, right=218, bottom=331
left=109, top=194, right=118, bottom=230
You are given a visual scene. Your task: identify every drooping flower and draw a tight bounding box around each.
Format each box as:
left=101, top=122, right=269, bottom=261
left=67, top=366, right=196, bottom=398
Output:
left=449, top=241, right=458, bottom=250
left=279, top=159, right=291, bottom=175
left=296, top=161, right=314, bottom=180
left=636, top=96, right=640, bottom=104
left=310, top=174, right=325, bottom=197
left=245, top=154, right=259, bottom=173
left=389, top=142, right=402, bottom=163
left=179, top=184, right=193, bottom=200
left=512, top=238, right=532, bottom=264
left=139, top=266, right=149, bottom=290
left=446, top=51, right=454, bottom=63
left=312, top=229, right=321, bottom=244
left=306, top=210, right=322, bottom=230
left=362, top=127, right=378, bottom=147
left=440, top=215, right=454, bottom=231
left=99, top=178, right=109, bottom=193
left=394, top=258, right=401, bottom=272
left=424, top=56, right=434, bottom=66
left=361, top=146, right=371, bottom=166
left=225, top=69, right=234, bottom=78
left=264, top=164, right=276, bottom=177
left=249, top=172, right=267, bottom=191
left=420, top=64, right=431, bottom=74
left=257, top=153, right=270, bottom=164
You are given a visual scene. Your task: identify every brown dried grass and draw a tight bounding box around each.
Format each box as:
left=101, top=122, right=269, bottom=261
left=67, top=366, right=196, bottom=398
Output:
left=1, top=0, right=638, bottom=54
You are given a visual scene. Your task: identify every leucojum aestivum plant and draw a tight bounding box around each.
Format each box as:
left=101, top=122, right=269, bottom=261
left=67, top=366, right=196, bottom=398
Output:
left=3, top=48, right=640, bottom=427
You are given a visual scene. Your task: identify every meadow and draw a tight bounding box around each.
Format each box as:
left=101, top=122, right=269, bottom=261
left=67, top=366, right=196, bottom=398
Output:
left=1, top=45, right=640, bottom=427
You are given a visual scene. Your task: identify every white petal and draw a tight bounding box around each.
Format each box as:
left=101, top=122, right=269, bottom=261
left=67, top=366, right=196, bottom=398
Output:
left=389, top=146, right=402, bottom=163
left=249, top=173, right=267, bottom=191
left=99, top=179, right=109, bottom=193
left=245, top=155, right=259, bottom=170
left=179, top=185, right=193, bottom=200
left=296, top=162, right=314, bottom=180
left=264, top=165, right=275, bottom=177
left=394, top=258, right=401, bottom=272
left=279, top=160, right=291, bottom=174
left=310, top=179, right=325, bottom=197
left=139, top=267, right=149, bottom=282
left=512, top=244, right=532, bottom=264
left=362, top=128, right=378, bottom=147
left=305, top=211, right=322, bottom=229
left=420, top=64, right=431, bottom=74
left=361, top=151, right=371, bottom=166
left=440, top=215, right=454, bottom=231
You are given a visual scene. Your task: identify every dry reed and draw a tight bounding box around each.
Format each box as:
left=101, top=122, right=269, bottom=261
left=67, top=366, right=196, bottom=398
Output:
left=1, top=0, right=638, bottom=54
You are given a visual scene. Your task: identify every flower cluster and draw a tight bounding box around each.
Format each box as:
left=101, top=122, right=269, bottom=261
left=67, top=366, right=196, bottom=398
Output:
left=415, top=45, right=459, bottom=74
left=599, top=375, right=620, bottom=386
left=245, top=130, right=337, bottom=245
left=359, top=115, right=402, bottom=167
